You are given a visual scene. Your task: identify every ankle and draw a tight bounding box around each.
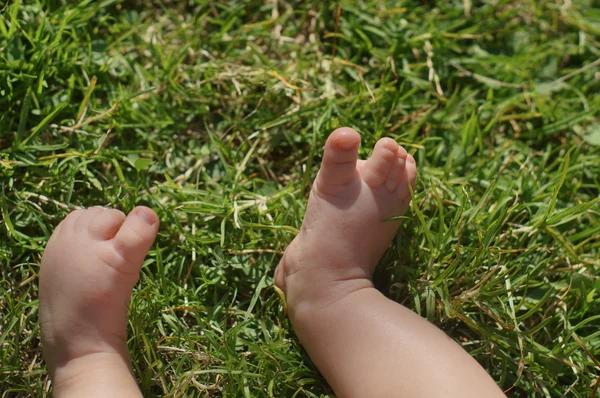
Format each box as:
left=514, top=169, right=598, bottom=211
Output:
left=280, top=260, right=375, bottom=326
left=288, top=279, right=379, bottom=350
left=51, top=351, right=141, bottom=398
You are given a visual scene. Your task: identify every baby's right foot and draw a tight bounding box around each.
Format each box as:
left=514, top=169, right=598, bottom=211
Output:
left=274, top=127, right=417, bottom=319
left=40, top=206, right=159, bottom=397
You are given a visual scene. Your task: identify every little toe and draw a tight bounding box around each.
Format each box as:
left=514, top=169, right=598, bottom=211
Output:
left=406, top=154, right=417, bottom=189
left=362, top=137, right=399, bottom=188
left=89, top=208, right=127, bottom=240
left=274, top=262, right=285, bottom=292
left=316, top=127, right=361, bottom=191
left=111, top=206, right=159, bottom=273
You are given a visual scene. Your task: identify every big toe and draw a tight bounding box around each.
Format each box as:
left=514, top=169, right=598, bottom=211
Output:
left=109, top=206, right=159, bottom=274
left=315, top=127, right=361, bottom=193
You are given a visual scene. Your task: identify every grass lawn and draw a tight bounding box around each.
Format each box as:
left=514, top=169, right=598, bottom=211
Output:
left=1, top=0, right=600, bottom=396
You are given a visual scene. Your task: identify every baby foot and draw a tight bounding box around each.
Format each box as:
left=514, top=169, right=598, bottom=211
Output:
left=274, top=128, right=417, bottom=317
left=39, top=206, right=158, bottom=393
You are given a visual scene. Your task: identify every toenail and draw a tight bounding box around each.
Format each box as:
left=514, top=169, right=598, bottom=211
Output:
left=336, top=138, right=358, bottom=150
left=134, top=207, right=157, bottom=225
left=397, top=157, right=406, bottom=168
left=331, top=128, right=359, bottom=149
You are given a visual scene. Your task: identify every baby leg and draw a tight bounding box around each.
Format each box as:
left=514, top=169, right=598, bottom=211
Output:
left=275, top=128, right=505, bottom=398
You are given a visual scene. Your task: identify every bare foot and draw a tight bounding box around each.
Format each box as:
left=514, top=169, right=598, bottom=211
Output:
left=274, top=127, right=417, bottom=317
left=39, top=206, right=159, bottom=397
left=273, top=135, right=506, bottom=398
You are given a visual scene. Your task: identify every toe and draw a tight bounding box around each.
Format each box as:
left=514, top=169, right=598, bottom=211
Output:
left=89, top=208, right=127, bottom=240
left=74, top=207, right=105, bottom=233
left=316, top=127, right=361, bottom=192
left=111, top=206, right=159, bottom=272
left=383, top=146, right=409, bottom=192
left=46, top=220, right=63, bottom=248
left=62, top=208, right=85, bottom=230
left=395, top=154, right=417, bottom=200
left=274, top=262, right=285, bottom=292
left=362, top=137, right=399, bottom=188
left=405, top=154, right=417, bottom=190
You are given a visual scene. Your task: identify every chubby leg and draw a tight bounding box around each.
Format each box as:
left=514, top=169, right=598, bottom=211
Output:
left=275, top=128, right=505, bottom=398
left=40, top=206, right=159, bottom=397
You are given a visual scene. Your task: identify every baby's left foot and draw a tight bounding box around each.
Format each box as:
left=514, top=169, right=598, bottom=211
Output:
left=39, top=206, right=159, bottom=397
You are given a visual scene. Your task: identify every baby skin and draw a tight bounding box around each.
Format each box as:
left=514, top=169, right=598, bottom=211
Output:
left=39, top=127, right=505, bottom=397
left=40, top=206, right=158, bottom=397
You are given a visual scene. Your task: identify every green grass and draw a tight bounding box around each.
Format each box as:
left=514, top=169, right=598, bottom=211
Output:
left=1, top=0, right=600, bottom=396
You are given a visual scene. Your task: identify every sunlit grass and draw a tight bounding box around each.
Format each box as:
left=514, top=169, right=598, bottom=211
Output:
left=1, top=0, right=600, bottom=396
